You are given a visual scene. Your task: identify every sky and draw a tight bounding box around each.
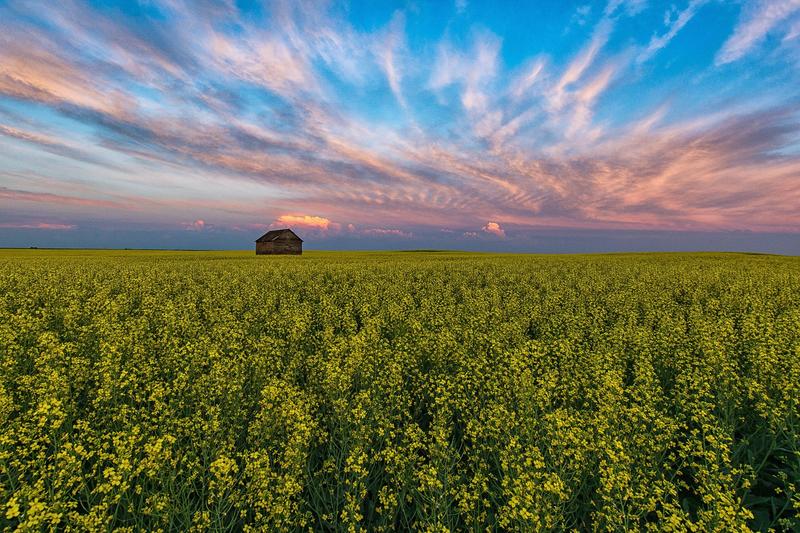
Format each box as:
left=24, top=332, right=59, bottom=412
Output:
left=1, top=0, right=799, bottom=253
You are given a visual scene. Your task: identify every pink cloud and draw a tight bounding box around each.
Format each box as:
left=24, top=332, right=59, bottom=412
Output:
left=183, top=219, right=206, bottom=231
left=273, top=214, right=339, bottom=231
left=0, top=124, right=58, bottom=145
left=0, top=187, right=130, bottom=209
left=0, top=222, right=75, bottom=230
left=0, top=33, right=138, bottom=119
left=482, top=221, right=506, bottom=238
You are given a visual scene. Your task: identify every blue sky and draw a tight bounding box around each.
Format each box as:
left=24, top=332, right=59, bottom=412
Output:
left=1, top=0, right=799, bottom=252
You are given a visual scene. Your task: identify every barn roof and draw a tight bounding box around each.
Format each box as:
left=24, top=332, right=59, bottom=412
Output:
left=255, top=228, right=303, bottom=243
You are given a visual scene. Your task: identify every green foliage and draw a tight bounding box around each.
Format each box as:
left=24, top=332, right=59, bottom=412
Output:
left=0, top=250, right=798, bottom=531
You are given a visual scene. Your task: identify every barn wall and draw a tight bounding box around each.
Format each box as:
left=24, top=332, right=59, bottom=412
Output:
left=256, top=241, right=302, bottom=255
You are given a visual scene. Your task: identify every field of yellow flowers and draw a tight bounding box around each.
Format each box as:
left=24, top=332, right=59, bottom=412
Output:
left=0, top=249, right=798, bottom=531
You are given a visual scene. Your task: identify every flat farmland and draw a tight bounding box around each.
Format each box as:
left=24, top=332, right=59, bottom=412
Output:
left=0, top=250, right=798, bottom=531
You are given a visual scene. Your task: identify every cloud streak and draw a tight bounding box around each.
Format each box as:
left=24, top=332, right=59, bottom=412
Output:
left=0, top=222, right=75, bottom=230
left=639, top=0, right=708, bottom=63
left=716, top=0, right=800, bottom=65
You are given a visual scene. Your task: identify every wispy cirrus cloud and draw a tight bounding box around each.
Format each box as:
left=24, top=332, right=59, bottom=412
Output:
left=716, top=0, right=800, bottom=65
left=551, top=20, right=612, bottom=108
left=0, top=186, right=131, bottom=210
left=429, top=30, right=501, bottom=114
left=638, top=0, right=708, bottom=63
left=374, top=12, right=408, bottom=109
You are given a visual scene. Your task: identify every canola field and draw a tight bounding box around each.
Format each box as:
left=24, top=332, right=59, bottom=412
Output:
left=0, top=249, right=798, bottom=532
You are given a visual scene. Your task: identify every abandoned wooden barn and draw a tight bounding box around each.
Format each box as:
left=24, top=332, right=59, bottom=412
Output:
left=255, top=228, right=303, bottom=255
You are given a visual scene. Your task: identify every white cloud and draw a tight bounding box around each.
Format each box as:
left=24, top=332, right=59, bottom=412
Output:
left=574, top=4, right=593, bottom=26
left=429, top=31, right=501, bottom=113
left=568, top=64, right=616, bottom=136
left=716, top=0, right=800, bottom=65
left=375, top=12, right=407, bottom=109
left=363, top=228, right=412, bottom=237
left=551, top=20, right=612, bottom=110
left=639, top=0, right=708, bottom=63
left=509, top=57, right=546, bottom=100
left=785, top=17, right=800, bottom=40
left=604, top=0, right=647, bottom=17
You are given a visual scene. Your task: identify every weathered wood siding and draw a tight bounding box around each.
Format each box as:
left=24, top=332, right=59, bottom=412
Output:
left=255, top=240, right=302, bottom=255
